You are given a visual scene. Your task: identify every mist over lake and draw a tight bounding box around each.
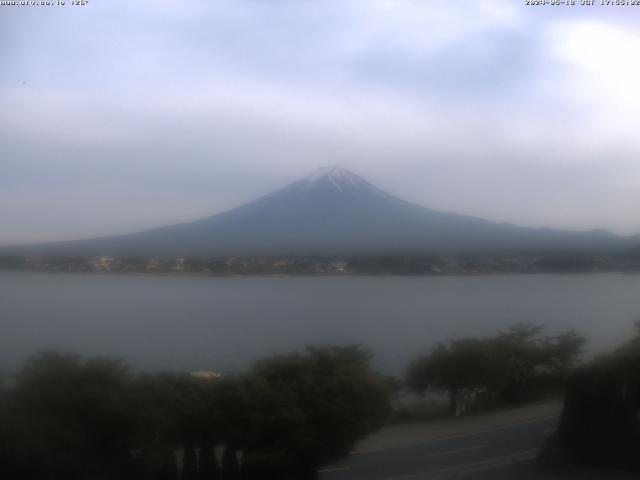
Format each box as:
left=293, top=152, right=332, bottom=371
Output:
left=2, top=271, right=639, bottom=375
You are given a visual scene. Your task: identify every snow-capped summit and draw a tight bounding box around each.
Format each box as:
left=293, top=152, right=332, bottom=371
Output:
left=304, top=166, right=363, bottom=189
left=289, top=166, right=389, bottom=199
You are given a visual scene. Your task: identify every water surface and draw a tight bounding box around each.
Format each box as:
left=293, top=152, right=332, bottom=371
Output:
left=1, top=272, right=639, bottom=374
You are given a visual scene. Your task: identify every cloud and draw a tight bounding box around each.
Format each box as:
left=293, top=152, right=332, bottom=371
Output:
left=1, top=0, right=640, bottom=243
left=550, top=20, right=640, bottom=140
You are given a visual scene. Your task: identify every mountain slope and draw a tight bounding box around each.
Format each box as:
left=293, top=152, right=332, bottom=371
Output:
left=4, top=167, right=634, bottom=257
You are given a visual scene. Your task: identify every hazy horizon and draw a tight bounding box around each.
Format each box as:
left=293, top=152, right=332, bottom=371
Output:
left=3, top=164, right=639, bottom=248
left=3, top=1, right=640, bottom=244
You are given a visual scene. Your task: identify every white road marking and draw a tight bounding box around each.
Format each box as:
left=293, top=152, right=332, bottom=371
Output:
left=424, top=444, right=486, bottom=459
left=454, top=448, right=539, bottom=477
left=377, top=448, right=540, bottom=480
left=318, top=466, right=351, bottom=473
left=354, top=414, right=558, bottom=455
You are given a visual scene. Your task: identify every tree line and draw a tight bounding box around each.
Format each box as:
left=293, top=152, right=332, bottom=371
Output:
left=0, top=346, right=390, bottom=480
left=0, top=322, right=619, bottom=479
left=406, top=323, right=585, bottom=416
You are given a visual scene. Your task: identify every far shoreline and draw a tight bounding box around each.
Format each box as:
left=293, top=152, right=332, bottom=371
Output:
left=2, top=268, right=640, bottom=279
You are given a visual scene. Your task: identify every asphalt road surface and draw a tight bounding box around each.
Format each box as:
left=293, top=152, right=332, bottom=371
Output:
left=319, top=414, right=559, bottom=480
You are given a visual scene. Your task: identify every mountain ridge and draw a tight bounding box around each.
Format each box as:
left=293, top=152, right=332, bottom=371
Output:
left=2, top=167, right=636, bottom=257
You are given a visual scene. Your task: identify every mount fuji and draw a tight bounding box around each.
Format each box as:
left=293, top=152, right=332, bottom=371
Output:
left=6, top=167, right=633, bottom=257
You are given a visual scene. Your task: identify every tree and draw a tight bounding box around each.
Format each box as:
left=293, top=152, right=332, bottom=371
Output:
left=407, top=324, right=586, bottom=415
left=243, top=345, right=391, bottom=479
left=8, top=352, right=135, bottom=480
left=1, top=347, right=390, bottom=480
left=489, top=323, right=548, bottom=402
left=407, top=338, right=494, bottom=415
left=491, top=323, right=584, bottom=402
left=552, top=325, right=640, bottom=469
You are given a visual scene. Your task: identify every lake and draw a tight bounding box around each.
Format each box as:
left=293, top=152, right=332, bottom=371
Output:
left=1, top=272, right=640, bottom=375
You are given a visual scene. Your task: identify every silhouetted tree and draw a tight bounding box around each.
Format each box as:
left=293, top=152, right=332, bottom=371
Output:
left=407, top=324, right=585, bottom=414
left=407, top=338, right=494, bottom=415
left=8, top=352, right=135, bottom=479
left=242, top=346, right=391, bottom=479
left=0, top=346, right=390, bottom=480
left=553, top=323, right=640, bottom=469
left=492, top=324, right=584, bottom=402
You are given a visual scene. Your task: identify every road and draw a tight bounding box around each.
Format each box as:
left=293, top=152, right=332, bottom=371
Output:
left=319, top=410, right=559, bottom=480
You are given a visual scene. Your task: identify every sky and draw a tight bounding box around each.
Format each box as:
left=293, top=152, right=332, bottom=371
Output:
left=2, top=0, right=640, bottom=244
